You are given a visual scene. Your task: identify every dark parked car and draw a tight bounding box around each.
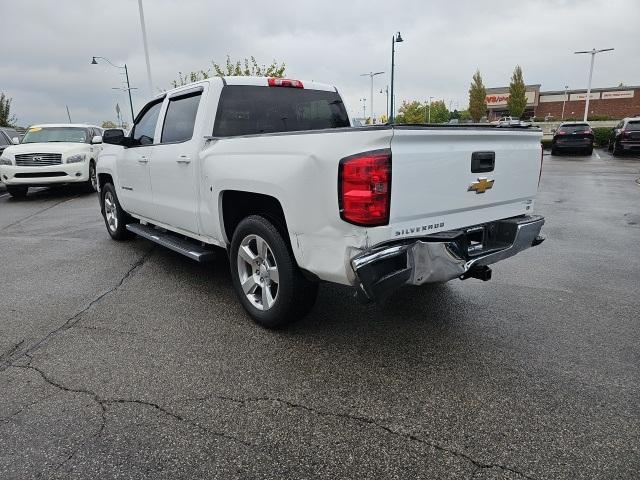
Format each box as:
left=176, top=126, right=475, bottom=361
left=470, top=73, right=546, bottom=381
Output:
left=608, top=117, right=640, bottom=156
left=0, top=127, right=20, bottom=155
left=551, top=122, right=594, bottom=156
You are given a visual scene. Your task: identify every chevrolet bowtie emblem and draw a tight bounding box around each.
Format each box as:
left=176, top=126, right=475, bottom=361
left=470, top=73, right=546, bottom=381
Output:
left=468, top=177, right=494, bottom=194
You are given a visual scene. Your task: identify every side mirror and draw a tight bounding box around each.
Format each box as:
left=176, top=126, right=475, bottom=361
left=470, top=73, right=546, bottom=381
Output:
left=102, top=129, right=126, bottom=146
left=91, top=135, right=103, bottom=144
left=11, top=137, right=19, bottom=144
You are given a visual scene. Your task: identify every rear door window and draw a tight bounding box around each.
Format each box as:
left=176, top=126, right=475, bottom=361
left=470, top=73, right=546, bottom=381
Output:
left=626, top=121, right=640, bottom=131
left=213, top=85, right=350, bottom=137
left=161, top=91, right=202, bottom=143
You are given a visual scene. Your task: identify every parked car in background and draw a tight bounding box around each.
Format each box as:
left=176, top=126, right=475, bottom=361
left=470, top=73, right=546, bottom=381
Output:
left=0, top=127, right=20, bottom=156
left=97, top=76, right=545, bottom=328
left=608, top=117, right=640, bottom=156
left=551, top=122, right=594, bottom=156
left=0, top=124, right=103, bottom=198
left=493, top=116, right=520, bottom=126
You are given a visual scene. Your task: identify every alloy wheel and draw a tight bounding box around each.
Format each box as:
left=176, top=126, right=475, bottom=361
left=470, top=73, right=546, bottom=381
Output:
left=236, top=234, right=279, bottom=311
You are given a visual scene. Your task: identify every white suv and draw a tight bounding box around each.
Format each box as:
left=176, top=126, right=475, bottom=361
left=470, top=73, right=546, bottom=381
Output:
left=0, top=123, right=103, bottom=198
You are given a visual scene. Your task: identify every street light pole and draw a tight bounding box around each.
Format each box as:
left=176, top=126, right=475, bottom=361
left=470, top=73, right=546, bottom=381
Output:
left=360, top=98, right=367, bottom=122
left=389, top=31, right=403, bottom=123
left=92, top=56, right=136, bottom=123
left=380, top=86, right=389, bottom=122
left=361, top=71, right=384, bottom=124
left=426, top=96, right=434, bottom=123
left=561, top=85, right=569, bottom=120
left=574, top=48, right=614, bottom=122
left=137, top=0, right=153, bottom=93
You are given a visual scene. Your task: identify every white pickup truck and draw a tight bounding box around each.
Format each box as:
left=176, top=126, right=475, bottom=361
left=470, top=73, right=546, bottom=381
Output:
left=97, top=76, right=545, bottom=328
left=0, top=124, right=103, bottom=197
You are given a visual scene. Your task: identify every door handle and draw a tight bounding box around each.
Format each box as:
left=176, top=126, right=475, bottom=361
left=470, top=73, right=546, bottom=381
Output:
left=176, top=155, right=191, bottom=164
left=137, top=156, right=149, bottom=164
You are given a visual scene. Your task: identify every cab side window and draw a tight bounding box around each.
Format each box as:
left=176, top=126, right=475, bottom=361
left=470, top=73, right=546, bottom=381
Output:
left=132, top=100, right=163, bottom=146
left=161, top=91, right=202, bottom=143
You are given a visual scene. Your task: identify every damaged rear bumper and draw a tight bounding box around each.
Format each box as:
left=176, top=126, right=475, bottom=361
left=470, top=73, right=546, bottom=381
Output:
left=351, top=215, right=545, bottom=302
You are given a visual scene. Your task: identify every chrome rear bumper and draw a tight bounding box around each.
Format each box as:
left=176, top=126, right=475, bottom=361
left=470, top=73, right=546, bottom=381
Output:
left=351, top=215, right=545, bottom=302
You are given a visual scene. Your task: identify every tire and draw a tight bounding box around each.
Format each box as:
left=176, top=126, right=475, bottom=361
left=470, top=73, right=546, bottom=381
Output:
left=551, top=147, right=559, bottom=156
left=6, top=185, right=28, bottom=198
left=230, top=215, right=318, bottom=328
left=612, top=142, right=622, bottom=157
left=85, top=160, right=97, bottom=193
left=101, top=183, right=133, bottom=240
left=585, top=147, right=593, bottom=156
left=608, top=140, right=613, bottom=152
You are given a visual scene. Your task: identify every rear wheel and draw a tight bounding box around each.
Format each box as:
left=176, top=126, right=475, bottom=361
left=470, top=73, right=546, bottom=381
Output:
left=585, top=147, right=593, bottom=156
left=6, top=185, right=28, bottom=198
left=612, top=141, right=623, bottom=156
left=230, top=215, right=318, bottom=328
left=101, top=183, right=133, bottom=240
left=551, top=146, right=559, bottom=156
left=607, top=139, right=614, bottom=152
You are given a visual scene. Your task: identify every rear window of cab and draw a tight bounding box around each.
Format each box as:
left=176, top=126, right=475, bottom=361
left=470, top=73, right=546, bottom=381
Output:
left=213, top=85, right=350, bottom=137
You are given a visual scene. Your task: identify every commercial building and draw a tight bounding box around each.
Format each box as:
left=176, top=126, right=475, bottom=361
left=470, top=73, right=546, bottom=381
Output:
left=484, top=84, right=640, bottom=121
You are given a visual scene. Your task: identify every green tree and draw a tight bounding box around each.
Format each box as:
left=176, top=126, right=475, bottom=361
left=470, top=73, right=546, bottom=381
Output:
left=101, top=120, right=118, bottom=129
left=468, top=70, right=487, bottom=122
left=428, top=100, right=450, bottom=123
left=0, top=92, right=17, bottom=127
left=395, top=100, right=425, bottom=124
left=507, top=65, right=527, bottom=117
left=172, top=55, right=286, bottom=87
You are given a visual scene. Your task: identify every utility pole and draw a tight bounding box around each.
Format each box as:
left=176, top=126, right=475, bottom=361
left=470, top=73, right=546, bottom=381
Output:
left=360, top=71, right=384, bottom=124
left=137, top=0, right=153, bottom=93
left=574, top=48, right=614, bottom=121
left=360, top=98, right=367, bottom=122
left=561, top=85, right=569, bottom=120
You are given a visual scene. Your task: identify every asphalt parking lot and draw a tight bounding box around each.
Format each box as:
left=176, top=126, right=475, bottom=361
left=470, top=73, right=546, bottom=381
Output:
left=1, top=149, right=639, bottom=479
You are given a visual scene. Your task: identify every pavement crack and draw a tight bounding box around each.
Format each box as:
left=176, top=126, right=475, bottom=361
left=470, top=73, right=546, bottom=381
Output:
left=7, top=363, right=279, bottom=471
left=183, top=393, right=536, bottom=480
left=0, top=339, right=24, bottom=364
left=0, top=248, right=154, bottom=372
left=0, top=196, right=78, bottom=232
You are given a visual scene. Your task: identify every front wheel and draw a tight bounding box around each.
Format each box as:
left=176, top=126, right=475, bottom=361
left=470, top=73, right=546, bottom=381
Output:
left=85, top=160, right=97, bottom=193
left=6, top=185, right=28, bottom=198
left=101, top=183, right=133, bottom=240
left=230, top=215, right=318, bottom=328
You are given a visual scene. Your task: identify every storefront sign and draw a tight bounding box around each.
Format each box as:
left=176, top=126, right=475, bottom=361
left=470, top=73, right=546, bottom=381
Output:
left=569, top=92, right=600, bottom=101
left=539, top=94, right=568, bottom=103
left=601, top=90, right=634, bottom=99
left=485, top=91, right=536, bottom=106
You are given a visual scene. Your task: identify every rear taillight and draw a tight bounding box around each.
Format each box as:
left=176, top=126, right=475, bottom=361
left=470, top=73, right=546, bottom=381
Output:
left=339, top=150, right=391, bottom=226
left=621, top=130, right=630, bottom=138
left=557, top=130, right=567, bottom=135
left=268, top=78, right=304, bottom=88
left=584, top=129, right=593, bottom=134
left=538, top=145, right=544, bottom=187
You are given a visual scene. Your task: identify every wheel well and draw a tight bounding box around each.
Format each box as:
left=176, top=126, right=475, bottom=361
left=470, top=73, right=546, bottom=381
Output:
left=221, top=190, right=288, bottom=244
left=98, top=173, right=113, bottom=191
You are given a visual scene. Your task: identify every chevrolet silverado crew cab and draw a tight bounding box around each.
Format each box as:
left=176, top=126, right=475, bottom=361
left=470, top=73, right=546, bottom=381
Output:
left=97, top=76, right=545, bottom=328
left=0, top=123, right=103, bottom=198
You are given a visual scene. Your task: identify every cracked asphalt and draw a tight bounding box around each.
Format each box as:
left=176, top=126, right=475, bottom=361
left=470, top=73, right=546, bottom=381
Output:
left=1, top=149, right=639, bottom=479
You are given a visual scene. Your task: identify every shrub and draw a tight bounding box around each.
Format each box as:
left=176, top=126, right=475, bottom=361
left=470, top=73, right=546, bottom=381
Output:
left=592, top=127, right=612, bottom=147
left=541, top=138, right=553, bottom=149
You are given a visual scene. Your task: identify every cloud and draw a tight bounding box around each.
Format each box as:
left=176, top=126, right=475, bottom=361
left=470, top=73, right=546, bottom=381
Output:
left=2, top=0, right=638, bottom=125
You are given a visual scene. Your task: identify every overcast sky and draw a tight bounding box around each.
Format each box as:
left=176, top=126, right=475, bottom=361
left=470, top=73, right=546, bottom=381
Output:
left=3, top=0, right=639, bottom=126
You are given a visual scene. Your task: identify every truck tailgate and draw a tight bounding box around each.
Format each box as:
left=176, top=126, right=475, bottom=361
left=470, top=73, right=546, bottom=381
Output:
left=381, top=126, right=542, bottom=242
